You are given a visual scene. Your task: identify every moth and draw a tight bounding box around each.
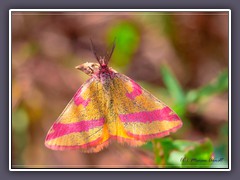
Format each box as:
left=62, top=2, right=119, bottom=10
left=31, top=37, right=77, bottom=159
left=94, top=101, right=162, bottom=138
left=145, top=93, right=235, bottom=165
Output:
left=45, top=40, right=182, bottom=153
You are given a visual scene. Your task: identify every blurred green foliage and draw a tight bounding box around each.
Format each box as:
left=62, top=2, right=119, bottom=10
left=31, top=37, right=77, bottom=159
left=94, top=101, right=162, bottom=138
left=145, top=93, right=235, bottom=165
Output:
left=144, top=66, right=228, bottom=168
left=107, top=21, right=140, bottom=68
left=160, top=66, right=186, bottom=117
left=145, top=138, right=213, bottom=168
left=186, top=70, right=228, bottom=103
left=160, top=66, right=228, bottom=117
left=12, top=108, right=30, bottom=165
left=182, top=139, right=213, bottom=168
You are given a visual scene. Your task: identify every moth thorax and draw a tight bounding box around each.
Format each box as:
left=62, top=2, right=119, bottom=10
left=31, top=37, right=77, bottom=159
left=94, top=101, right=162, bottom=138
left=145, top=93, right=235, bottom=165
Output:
left=100, top=71, right=111, bottom=80
left=100, top=72, right=112, bottom=92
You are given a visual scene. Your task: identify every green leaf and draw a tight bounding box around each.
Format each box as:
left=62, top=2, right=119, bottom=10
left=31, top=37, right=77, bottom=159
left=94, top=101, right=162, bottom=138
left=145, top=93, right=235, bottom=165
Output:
left=172, top=140, right=198, bottom=151
left=160, top=138, right=197, bottom=167
left=158, top=138, right=176, bottom=163
left=168, top=151, right=185, bottom=168
left=186, top=70, right=228, bottom=103
left=181, top=139, right=214, bottom=168
left=152, top=138, right=195, bottom=167
left=151, top=138, right=214, bottom=168
left=160, top=66, right=186, bottom=116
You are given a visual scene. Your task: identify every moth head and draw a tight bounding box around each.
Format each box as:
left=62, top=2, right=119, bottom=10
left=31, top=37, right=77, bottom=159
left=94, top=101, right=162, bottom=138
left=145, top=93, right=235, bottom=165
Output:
left=75, top=62, right=100, bottom=76
left=76, top=39, right=116, bottom=76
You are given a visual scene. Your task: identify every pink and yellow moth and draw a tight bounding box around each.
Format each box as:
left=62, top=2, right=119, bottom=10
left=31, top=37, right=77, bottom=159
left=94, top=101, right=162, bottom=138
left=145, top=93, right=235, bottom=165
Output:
left=45, top=40, right=183, bottom=153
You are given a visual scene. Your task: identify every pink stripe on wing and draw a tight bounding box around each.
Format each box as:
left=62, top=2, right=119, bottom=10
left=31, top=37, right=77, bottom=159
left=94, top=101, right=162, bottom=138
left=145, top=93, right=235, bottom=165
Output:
left=126, top=79, right=143, bottom=100
left=73, top=88, right=90, bottom=107
left=119, top=107, right=180, bottom=123
left=46, top=118, right=104, bottom=141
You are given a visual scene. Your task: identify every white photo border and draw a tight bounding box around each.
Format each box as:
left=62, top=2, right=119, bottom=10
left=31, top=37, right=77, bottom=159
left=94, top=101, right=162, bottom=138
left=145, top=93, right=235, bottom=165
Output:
left=9, top=9, right=231, bottom=171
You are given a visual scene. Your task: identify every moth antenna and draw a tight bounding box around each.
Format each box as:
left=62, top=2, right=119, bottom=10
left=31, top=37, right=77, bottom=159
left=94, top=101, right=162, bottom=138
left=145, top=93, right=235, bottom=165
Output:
left=90, top=39, right=101, bottom=64
left=105, top=37, right=116, bottom=65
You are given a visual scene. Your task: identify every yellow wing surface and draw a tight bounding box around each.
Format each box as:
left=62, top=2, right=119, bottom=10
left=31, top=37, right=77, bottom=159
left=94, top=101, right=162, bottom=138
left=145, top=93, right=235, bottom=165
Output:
left=45, top=77, right=109, bottom=153
left=106, top=74, right=182, bottom=143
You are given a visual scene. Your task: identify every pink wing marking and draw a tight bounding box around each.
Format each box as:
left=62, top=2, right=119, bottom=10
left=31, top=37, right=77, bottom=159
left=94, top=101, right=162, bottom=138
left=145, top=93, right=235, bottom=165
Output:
left=45, top=137, right=104, bottom=150
left=119, top=107, right=180, bottom=123
left=126, top=79, right=143, bottom=100
left=127, top=124, right=183, bottom=141
left=73, top=87, right=90, bottom=107
left=46, top=118, right=105, bottom=141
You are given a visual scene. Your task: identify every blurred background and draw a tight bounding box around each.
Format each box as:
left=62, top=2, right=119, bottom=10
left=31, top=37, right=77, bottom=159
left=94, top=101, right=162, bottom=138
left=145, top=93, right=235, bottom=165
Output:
left=11, top=11, right=229, bottom=168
